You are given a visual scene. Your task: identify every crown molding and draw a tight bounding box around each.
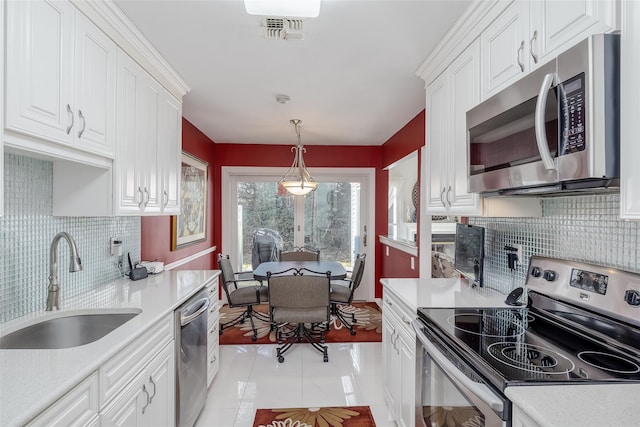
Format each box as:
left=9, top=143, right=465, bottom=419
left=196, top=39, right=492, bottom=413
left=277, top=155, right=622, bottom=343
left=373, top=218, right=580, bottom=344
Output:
left=72, top=0, right=191, bottom=98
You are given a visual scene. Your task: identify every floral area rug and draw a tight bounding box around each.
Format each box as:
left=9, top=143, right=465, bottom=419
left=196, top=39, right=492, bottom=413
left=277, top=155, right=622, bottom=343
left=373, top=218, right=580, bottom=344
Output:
left=219, top=302, right=382, bottom=345
left=253, top=406, right=376, bottom=427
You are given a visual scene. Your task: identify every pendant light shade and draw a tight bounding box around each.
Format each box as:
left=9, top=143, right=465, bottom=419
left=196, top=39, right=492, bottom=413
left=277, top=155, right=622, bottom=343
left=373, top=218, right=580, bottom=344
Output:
left=279, top=119, right=317, bottom=196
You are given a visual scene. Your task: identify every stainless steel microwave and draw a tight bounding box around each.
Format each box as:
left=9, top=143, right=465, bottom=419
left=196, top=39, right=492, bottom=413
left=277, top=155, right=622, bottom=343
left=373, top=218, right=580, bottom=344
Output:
left=466, top=34, right=620, bottom=196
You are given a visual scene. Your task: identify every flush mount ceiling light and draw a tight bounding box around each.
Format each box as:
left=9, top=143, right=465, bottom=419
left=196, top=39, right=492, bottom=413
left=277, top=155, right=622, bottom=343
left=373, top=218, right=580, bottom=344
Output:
left=244, top=0, right=321, bottom=18
left=279, top=119, right=317, bottom=196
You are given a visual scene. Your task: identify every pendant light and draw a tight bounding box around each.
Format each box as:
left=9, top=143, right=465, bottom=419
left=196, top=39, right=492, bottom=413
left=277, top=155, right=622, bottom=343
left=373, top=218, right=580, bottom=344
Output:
left=279, top=119, right=317, bottom=196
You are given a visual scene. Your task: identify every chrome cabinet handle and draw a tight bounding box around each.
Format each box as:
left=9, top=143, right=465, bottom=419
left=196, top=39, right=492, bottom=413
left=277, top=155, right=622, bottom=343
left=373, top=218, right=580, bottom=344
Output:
left=440, top=187, right=446, bottom=208
left=77, top=110, right=86, bottom=138
left=66, top=104, right=74, bottom=134
left=517, top=40, right=525, bottom=72
left=530, top=30, right=538, bottom=64
left=363, top=225, right=367, bottom=247
left=446, top=186, right=452, bottom=207
left=141, top=385, right=150, bottom=414
left=148, top=375, right=156, bottom=403
left=163, top=190, right=169, bottom=207
left=143, top=187, right=150, bottom=206
left=138, top=187, right=144, bottom=207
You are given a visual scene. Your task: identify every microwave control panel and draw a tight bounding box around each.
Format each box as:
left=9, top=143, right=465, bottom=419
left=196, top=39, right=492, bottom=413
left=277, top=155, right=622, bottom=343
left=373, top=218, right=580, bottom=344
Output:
left=559, top=73, right=586, bottom=155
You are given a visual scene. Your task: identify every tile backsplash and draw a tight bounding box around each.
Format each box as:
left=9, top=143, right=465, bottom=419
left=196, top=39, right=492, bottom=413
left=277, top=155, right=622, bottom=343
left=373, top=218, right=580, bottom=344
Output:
left=1, top=153, right=140, bottom=323
left=471, top=194, right=640, bottom=294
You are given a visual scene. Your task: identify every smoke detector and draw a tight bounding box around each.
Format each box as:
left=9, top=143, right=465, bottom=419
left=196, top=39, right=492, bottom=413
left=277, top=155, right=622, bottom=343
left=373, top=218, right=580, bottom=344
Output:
left=263, top=17, right=305, bottom=40
left=276, top=94, right=291, bottom=104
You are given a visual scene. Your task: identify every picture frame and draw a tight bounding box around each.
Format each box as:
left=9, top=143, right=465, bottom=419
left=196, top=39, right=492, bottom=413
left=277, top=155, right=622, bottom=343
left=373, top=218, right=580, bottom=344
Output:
left=172, top=152, right=208, bottom=250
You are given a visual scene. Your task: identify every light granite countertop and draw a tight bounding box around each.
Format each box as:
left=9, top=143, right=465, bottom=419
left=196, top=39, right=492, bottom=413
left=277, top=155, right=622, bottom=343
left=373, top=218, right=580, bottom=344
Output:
left=380, top=277, right=511, bottom=310
left=0, top=270, right=220, bottom=427
left=506, top=384, right=640, bottom=427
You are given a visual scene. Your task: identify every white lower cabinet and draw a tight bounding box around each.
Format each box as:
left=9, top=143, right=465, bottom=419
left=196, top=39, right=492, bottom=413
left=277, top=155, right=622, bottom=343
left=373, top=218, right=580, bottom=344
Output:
left=382, top=290, right=416, bottom=427
left=206, top=276, right=220, bottom=387
left=26, top=373, right=99, bottom=427
left=101, top=342, right=175, bottom=427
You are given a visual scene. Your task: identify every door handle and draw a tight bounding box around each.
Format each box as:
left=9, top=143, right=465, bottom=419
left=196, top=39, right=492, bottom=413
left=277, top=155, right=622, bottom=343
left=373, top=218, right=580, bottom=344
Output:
left=446, top=186, right=452, bottom=207
left=143, top=187, right=150, bottom=206
left=138, top=187, right=144, bottom=207
left=517, top=41, right=525, bottom=72
left=163, top=190, right=169, bottom=207
left=77, top=110, right=86, bottom=138
left=440, top=187, right=446, bottom=208
left=66, top=104, right=74, bottom=134
left=141, top=385, right=150, bottom=414
left=148, top=375, right=157, bottom=403
left=363, top=225, right=367, bottom=247
left=530, top=30, right=538, bottom=64
left=535, top=73, right=557, bottom=170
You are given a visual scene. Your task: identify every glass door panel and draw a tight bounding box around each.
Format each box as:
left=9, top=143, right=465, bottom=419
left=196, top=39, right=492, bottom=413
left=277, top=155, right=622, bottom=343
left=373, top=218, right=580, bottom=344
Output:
left=303, top=182, right=361, bottom=271
left=237, top=181, right=293, bottom=270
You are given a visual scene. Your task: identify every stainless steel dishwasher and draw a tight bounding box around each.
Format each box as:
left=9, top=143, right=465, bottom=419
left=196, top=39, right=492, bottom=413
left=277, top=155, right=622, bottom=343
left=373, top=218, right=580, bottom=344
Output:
left=175, top=288, right=210, bottom=427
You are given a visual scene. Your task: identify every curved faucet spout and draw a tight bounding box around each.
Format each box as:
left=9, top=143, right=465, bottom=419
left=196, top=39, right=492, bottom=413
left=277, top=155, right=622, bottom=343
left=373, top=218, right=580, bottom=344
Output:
left=47, top=232, right=83, bottom=311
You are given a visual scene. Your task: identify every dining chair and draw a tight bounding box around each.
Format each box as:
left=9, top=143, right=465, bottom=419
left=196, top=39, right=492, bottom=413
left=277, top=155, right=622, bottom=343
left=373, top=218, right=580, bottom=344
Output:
left=279, top=246, right=320, bottom=261
left=217, top=254, right=269, bottom=341
left=330, top=253, right=366, bottom=335
left=267, top=268, right=331, bottom=363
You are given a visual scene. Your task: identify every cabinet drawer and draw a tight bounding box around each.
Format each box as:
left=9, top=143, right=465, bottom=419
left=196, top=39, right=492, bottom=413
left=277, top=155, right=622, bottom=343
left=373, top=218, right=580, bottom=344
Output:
left=27, top=372, right=99, bottom=427
left=99, top=314, right=173, bottom=406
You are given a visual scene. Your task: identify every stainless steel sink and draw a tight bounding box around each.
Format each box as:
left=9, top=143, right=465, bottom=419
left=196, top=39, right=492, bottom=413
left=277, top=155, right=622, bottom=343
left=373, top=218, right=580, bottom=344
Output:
left=0, top=309, right=142, bottom=349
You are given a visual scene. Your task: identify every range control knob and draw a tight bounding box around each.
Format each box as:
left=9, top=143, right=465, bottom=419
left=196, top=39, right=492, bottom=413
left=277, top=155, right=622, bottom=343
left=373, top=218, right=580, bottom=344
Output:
left=531, top=267, right=542, bottom=278
left=543, top=270, right=557, bottom=282
left=624, top=290, right=640, bottom=307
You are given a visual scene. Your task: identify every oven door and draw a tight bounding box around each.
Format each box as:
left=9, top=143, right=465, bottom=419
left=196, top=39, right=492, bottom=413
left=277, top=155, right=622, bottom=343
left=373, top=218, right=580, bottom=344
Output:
left=413, top=320, right=509, bottom=427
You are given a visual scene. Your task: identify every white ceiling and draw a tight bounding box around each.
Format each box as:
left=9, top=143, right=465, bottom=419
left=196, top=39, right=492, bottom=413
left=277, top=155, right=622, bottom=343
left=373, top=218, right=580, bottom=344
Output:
left=114, top=0, right=471, bottom=146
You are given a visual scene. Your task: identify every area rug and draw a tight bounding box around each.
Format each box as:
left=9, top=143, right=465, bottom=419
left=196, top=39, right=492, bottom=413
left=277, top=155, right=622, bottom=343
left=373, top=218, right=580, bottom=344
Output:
left=219, top=302, right=382, bottom=345
left=253, top=406, right=377, bottom=427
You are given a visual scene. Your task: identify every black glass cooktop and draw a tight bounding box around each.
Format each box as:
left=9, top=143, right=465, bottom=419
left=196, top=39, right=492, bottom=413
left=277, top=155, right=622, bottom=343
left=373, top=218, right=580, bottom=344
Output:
left=417, top=306, right=640, bottom=391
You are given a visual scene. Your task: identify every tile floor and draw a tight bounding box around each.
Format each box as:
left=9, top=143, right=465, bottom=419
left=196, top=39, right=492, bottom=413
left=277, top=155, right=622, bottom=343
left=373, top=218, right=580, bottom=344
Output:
left=195, top=342, right=395, bottom=427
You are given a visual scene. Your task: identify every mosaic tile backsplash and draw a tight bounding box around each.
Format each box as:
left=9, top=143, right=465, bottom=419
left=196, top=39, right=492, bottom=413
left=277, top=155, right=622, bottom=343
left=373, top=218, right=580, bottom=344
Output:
left=471, top=194, right=640, bottom=294
left=1, top=153, right=140, bottom=323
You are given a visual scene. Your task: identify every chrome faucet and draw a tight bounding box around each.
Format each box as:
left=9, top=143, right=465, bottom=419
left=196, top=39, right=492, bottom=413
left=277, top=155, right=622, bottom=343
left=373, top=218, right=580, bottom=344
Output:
left=46, top=232, right=83, bottom=311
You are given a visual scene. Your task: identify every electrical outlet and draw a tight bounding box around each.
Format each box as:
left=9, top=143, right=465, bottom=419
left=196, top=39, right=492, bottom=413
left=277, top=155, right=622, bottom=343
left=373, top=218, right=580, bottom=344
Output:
left=513, top=245, right=523, bottom=266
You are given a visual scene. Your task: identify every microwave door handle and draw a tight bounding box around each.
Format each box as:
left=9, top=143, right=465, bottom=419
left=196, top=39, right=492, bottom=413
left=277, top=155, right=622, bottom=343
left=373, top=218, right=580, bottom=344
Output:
left=412, top=321, right=504, bottom=413
left=535, top=73, right=557, bottom=170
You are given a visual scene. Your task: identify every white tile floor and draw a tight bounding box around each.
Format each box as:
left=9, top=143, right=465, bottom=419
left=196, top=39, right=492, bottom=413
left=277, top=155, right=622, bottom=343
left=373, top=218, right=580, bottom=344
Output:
left=195, top=342, right=395, bottom=427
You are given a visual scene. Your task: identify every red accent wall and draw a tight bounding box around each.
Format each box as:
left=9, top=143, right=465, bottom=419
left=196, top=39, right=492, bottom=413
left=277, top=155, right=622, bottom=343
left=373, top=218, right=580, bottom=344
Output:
left=381, top=245, right=419, bottom=278
left=141, top=119, right=217, bottom=270
left=141, top=110, right=426, bottom=295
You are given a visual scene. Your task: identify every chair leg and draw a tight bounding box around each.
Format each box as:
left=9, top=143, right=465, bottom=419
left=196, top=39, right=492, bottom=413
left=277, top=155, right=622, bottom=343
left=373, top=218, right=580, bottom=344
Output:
left=274, top=323, right=328, bottom=363
left=334, top=304, right=357, bottom=336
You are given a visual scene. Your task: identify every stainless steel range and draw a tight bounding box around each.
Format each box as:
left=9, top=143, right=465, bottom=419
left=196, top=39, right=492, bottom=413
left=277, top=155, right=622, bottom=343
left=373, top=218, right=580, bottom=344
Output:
left=413, top=256, right=640, bottom=426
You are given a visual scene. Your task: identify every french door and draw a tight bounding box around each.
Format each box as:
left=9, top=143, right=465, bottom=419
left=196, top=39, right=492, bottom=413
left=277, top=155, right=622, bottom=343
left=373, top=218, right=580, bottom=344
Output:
left=222, top=167, right=375, bottom=301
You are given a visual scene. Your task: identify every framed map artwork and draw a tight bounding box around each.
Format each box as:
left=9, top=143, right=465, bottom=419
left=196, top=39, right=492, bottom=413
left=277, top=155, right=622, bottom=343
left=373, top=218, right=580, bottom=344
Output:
left=172, top=152, right=208, bottom=250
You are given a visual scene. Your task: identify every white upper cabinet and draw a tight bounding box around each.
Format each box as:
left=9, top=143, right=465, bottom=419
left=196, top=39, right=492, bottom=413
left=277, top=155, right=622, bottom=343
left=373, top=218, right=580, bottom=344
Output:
left=481, top=0, right=618, bottom=99
left=5, top=0, right=116, bottom=159
left=114, top=50, right=182, bottom=216
left=620, top=0, right=640, bottom=220
left=425, top=40, right=482, bottom=216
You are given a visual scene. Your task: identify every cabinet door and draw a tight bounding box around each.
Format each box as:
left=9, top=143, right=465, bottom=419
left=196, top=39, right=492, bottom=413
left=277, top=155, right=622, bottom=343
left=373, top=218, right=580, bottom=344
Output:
left=73, top=10, right=116, bottom=157
left=382, top=314, right=399, bottom=420
left=160, top=92, right=183, bottom=214
left=115, top=51, right=144, bottom=214
left=620, top=0, right=640, bottom=219
left=145, top=343, right=175, bottom=427
left=5, top=0, right=75, bottom=145
left=100, top=375, right=147, bottom=427
left=137, top=75, right=162, bottom=214
left=398, top=331, right=416, bottom=427
left=530, top=0, right=618, bottom=66
left=447, top=40, right=482, bottom=216
left=481, top=1, right=529, bottom=99
left=424, top=73, right=448, bottom=214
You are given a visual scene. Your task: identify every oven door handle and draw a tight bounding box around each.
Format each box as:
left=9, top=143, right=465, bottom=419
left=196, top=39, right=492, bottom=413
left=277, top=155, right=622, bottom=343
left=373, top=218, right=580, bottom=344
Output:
left=412, top=320, right=504, bottom=413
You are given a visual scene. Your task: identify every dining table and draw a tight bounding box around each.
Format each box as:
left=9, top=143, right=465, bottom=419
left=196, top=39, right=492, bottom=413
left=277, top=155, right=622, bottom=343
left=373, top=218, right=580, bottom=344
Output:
left=252, top=260, right=347, bottom=281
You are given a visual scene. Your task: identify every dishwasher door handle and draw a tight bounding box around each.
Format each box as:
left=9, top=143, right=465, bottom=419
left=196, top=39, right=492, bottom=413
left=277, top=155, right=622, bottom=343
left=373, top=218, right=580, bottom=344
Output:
left=181, top=298, right=210, bottom=326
